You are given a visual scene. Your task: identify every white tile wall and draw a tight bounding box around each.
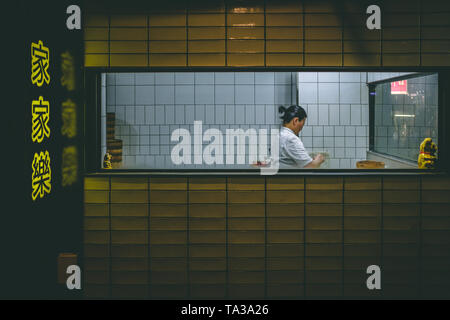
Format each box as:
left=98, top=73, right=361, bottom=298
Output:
left=103, top=72, right=296, bottom=168
left=297, top=72, right=374, bottom=168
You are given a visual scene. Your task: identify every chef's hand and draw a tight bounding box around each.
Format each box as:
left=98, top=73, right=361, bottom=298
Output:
left=314, top=153, right=325, bottom=164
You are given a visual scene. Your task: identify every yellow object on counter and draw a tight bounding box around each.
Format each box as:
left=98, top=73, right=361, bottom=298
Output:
left=418, top=138, right=437, bottom=169
left=103, top=152, right=112, bottom=169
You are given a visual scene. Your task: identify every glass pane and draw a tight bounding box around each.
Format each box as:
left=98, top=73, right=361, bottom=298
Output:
left=373, top=73, right=438, bottom=162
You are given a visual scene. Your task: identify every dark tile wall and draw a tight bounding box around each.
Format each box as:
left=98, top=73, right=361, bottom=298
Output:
left=83, top=175, right=450, bottom=299
left=84, top=0, right=450, bottom=68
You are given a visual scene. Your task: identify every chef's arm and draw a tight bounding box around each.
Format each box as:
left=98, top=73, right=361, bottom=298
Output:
left=304, top=154, right=324, bottom=168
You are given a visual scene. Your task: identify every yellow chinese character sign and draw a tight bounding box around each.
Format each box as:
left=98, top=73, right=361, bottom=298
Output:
left=62, top=146, right=78, bottom=187
left=32, top=151, right=52, bottom=201
left=32, top=96, right=50, bottom=143
left=31, top=40, right=50, bottom=87
left=61, top=51, right=75, bottom=91
left=61, top=99, right=77, bottom=138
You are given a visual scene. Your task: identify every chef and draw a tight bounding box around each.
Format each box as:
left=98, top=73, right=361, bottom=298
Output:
left=278, top=105, right=324, bottom=168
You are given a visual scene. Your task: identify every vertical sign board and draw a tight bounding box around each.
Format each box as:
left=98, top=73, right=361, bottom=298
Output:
left=16, top=0, right=84, bottom=298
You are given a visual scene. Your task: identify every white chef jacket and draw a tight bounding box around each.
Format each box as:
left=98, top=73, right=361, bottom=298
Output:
left=279, top=126, right=313, bottom=168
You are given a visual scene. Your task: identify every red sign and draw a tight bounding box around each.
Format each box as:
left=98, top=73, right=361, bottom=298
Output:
left=391, top=80, right=408, bottom=95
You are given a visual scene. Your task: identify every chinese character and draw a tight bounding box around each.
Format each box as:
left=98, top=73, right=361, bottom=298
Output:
left=62, top=146, right=78, bottom=186
left=32, top=150, right=51, bottom=200
left=61, top=99, right=77, bottom=138
left=31, top=40, right=50, bottom=87
left=61, top=51, right=75, bottom=91
left=32, top=96, right=50, bottom=143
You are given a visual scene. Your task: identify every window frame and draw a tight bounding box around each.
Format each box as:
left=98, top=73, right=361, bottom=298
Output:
left=84, top=67, right=450, bottom=175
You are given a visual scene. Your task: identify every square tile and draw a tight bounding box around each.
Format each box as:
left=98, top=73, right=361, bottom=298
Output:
left=255, top=85, right=275, bottom=104
left=150, top=135, right=160, bottom=145
left=116, top=86, right=134, bottom=105
left=139, top=126, right=149, bottom=136
left=175, top=85, right=195, bottom=104
left=155, top=86, right=175, bottom=104
left=323, top=126, right=334, bottom=136
left=215, top=85, right=234, bottom=104
left=345, top=147, right=356, bottom=158
left=318, top=83, right=339, bottom=104
left=340, top=82, right=360, bottom=104
left=275, top=85, right=292, bottom=104
left=334, top=137, right=345, bottom=148
left=136, top=86, right=155, bottom=105
left=195, top=85, right=215, bottom=104
left=298, top=83, right=317, bottom=104
left=345, top=137, right=356, bottom=147
left=313, top=136, right=324, bottom=148
left=235, top=85, right=255, bottom=104
left=324, top=136, right=334, bottom=148
left=356, top=126, right=366, bottom=137
left=356, top=137, right=366, bottom=148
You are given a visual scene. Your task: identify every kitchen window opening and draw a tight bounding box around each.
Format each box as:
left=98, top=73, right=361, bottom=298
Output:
left=93, top=71, right=443, bottom=172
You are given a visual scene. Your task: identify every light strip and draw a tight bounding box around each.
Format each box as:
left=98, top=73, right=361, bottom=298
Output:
left=394, top=114, right=415, bottom=118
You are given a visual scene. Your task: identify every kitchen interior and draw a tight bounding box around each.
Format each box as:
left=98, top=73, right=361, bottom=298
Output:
left=100, top=71, right=438, bottom=170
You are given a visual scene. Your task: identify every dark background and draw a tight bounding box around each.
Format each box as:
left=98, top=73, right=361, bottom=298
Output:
left=3, top=0, right=84, bottom=299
